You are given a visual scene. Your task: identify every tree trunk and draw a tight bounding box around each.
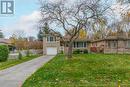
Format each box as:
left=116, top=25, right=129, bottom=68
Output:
left=67, top=42, right=73, bottom=59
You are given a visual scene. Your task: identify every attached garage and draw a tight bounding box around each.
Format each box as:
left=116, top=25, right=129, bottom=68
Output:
left=46, top=47, right=57, bottom=55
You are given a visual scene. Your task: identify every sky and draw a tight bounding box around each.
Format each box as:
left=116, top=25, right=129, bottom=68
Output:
left=0, top=0, right=41, bottom=38
left=0, top=0, right=129, bottom=38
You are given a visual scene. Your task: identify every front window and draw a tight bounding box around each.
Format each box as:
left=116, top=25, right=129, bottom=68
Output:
left=108, top=41, right=117, bottom=48
left=73, top=42, right=87, bottom=48
left=47, top=36, right=56, bottom=42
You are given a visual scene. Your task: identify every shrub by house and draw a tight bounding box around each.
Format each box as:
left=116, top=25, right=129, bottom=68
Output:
left=0, top=45, right=9, bottom=62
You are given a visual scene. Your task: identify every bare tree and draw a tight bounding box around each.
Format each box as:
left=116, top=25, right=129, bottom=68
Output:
left=39, top=0, right=110, bottom=58
left=117, top=0, right=130, bottom=4
left=92, top=17, right=110, bottom=39
left=13, top=30, right=26, bottom=39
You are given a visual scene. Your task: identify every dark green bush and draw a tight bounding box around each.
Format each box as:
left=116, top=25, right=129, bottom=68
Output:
left=0, top=45, right=9, bottom=62
left=84, top=49, right=88, bottom=54
left=73, top=49, right=88, bottom=54
left=73, top=49, right=80, bottom=54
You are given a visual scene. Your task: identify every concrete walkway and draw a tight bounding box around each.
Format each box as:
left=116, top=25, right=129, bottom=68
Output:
left=0, top=56, right=54, bottom=87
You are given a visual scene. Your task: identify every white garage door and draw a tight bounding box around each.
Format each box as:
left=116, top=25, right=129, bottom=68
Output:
left=47, top=47, right=57, bottom=55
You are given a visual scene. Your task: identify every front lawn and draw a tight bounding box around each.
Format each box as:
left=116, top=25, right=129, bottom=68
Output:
left=23, top=54, right=130, bottom=87
left=0, top=55, right=41, bottom=70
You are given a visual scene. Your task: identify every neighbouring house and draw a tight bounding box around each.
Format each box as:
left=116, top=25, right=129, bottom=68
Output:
left=91, top=36, right=130, bottom=54
left=0, top=38, right=15, bottom=51
left=0, top=38, right=11, bottom=45
left=91, top=30, right=130, bottom=54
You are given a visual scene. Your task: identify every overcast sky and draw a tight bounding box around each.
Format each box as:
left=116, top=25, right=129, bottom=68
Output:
left=0, top=0, right=129, bottom=38
left=0, top=0, right=40, bottom=38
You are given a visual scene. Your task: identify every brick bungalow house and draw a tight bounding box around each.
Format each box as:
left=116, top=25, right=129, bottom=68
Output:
left=63, top=36, right=91, bottom=55
left=43, top=32, right=91, bottom=55
left=43, top=30, right=130, bottom=55
left=91, top=30, right=130, bottom=54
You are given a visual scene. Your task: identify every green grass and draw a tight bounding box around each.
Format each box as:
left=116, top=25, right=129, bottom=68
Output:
left=22, top=54, right=130, bottom=87
left=0, top=55, right=41, bottom=70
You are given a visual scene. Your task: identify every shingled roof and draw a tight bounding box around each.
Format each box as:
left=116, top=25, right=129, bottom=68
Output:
left=63, top=34, right=91, bottom=42
left=91, top=36, right=130, bottom=43
left=0, top=38, right=12, bottom=45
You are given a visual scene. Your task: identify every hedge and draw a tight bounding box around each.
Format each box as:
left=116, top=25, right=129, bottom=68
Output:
left=73, top=49, right=88, bottom=54
left=0, top=45, right=9, bottom=62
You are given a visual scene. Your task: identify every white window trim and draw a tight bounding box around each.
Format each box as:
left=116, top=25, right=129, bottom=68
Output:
left=46, top=36, right=56, bottom=43
left=73, top=42, right=87, bottom=48
left=108, top=41, right=117, bottom=49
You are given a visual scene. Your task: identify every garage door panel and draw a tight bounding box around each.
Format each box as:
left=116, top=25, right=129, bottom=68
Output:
left=47, top=47, right=57, bottom=55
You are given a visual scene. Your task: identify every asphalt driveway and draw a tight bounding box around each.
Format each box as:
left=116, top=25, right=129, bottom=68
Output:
left=0, top=56, right=54, bottom=87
